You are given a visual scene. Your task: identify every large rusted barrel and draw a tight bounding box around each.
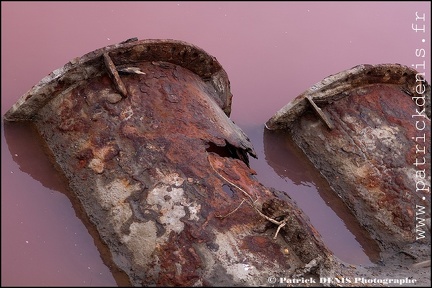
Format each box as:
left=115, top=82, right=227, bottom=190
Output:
left=4, top=39, right=335, bottom=286
left=266, top=63, right=431, bottom=255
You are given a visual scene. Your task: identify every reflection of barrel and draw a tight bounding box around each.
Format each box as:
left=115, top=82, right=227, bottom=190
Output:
left=3, top=39, right=334, bottom=286
left=266, top=64, right=431, bottom=251
left=263, top=127, right=382, bottom=264
left=263, top=128, right=319, bottom=186
left=3, top=121, right=69, bottom=192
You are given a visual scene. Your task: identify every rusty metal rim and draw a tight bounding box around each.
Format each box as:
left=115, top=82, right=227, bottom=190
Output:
left=265, top=63, right=431, bottom=130
left=4, top=38, right=232, bottom=121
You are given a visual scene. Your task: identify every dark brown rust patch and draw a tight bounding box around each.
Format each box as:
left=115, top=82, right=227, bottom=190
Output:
left=156, top=233, right=203, bottom=287
left=240, top=235, right=291, bottom=269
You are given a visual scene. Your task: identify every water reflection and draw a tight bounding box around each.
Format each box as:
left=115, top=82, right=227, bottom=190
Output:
left=261, top=127, right=381, bottom=265
left=2, top=121, right=129, bottom=286
left=4, top=122, right=69, bottom=192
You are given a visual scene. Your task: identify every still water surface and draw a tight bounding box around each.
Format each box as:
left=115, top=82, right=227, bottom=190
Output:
left=2, top=2, right=430, bottom=286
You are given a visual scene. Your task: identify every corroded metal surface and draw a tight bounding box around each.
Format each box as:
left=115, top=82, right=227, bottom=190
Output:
left=4, top=38, right=234, bottom=121
left=266, top=64, right=431, bottom=252
left=266, top=64, right=431, bottom=130
left=4, top=39, right=335, bottom=286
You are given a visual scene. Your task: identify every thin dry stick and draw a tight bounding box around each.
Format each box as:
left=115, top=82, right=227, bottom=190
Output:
left=216, top=199, right=246, bottom=218
left=209, top=158, right=287, bottom=239
left=412, top=260, right=431, bottom=268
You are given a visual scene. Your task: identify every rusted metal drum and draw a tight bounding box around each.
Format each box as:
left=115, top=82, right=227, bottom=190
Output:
left=266, top=63, right=431, bottom=259
left=4, top=39, right=334, bottom=286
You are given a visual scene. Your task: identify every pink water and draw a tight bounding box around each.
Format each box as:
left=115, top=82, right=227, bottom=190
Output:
left=2, top=2, right=430, bottom=286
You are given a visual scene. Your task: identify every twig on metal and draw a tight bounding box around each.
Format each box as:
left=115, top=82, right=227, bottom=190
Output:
left=209, top=157, right=287, bottom=239
left=306, top=96, right=334, bottom=130
left=216, top=199, right=246, bottom=218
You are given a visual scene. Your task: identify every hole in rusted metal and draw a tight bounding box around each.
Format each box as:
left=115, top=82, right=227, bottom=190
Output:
left=222, top=184, right=234, bottom=197
left=205, top=141, right=250, bottom=166
left=205, top=142, right=233, bottom=158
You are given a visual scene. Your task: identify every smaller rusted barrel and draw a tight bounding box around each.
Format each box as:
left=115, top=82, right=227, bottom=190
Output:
left=266, top=64, right=431, bottom=252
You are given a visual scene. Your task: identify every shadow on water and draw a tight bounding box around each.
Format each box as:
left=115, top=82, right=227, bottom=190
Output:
left=250, top=125, right=382, bottom=265
left=3, top=121, right=131, bottom=286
